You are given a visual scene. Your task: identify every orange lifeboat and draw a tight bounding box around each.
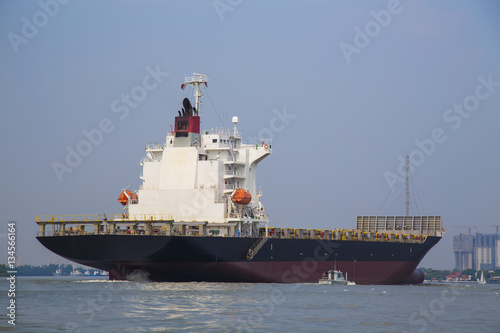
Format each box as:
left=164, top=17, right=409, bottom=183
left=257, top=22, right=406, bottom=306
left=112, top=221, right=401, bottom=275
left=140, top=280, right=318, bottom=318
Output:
left=118, top=190, right=138, bottom=206
left=231, top=189, right=251, bottom=205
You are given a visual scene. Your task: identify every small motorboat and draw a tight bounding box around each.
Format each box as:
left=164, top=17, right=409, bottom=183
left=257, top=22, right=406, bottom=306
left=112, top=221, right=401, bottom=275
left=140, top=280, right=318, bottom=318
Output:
left=319, top=270, right=348, bottom=285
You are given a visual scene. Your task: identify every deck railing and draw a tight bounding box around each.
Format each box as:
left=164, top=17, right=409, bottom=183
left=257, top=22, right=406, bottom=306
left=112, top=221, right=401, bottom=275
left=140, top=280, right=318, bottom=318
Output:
left=36, top=214, right=173, bottom=223
left=35, top=215, right=441, bottom=244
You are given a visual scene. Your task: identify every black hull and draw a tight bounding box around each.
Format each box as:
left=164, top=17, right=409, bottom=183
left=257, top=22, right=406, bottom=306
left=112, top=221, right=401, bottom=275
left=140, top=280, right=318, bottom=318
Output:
left=36, top=235, right=441, bottom=285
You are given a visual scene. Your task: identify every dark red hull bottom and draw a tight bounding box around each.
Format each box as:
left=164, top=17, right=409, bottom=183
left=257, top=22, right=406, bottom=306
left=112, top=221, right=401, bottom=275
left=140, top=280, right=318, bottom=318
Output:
left=109, top=260, right=423, bottom=285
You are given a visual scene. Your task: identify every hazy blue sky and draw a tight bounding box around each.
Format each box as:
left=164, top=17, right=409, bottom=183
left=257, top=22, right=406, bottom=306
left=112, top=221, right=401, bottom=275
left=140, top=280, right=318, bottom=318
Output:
left=1, top=0, right=499, bottom=269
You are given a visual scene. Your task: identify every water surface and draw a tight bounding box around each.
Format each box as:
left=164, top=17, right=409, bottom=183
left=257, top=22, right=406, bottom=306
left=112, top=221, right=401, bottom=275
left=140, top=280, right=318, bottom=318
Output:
left=1, top=276, right=499, bottom=332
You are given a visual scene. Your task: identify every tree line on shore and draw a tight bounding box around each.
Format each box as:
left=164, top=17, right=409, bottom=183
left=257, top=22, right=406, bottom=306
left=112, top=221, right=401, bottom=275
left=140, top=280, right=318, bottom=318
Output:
left=0, top=264, right=90, bottom=277
left=419, top=267, right=500, bottom=281
left=2, top=264, right=499, bottom=279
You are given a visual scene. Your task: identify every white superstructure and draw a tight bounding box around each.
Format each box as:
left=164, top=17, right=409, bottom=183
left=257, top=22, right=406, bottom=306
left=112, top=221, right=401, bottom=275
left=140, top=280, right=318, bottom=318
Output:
left=126, top=72, right=271, bottom=234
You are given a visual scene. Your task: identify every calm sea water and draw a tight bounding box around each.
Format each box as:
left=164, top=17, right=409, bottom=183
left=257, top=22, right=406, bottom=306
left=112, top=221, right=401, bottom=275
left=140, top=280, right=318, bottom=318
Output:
left=1, top=276, right=499, bottom=332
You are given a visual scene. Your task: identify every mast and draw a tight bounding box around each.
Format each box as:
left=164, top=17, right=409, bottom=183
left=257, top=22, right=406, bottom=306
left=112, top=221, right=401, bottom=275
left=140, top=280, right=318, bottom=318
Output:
left=405, top=155, right=409, bottom=216
left=184, top=72, right=209, bottom=113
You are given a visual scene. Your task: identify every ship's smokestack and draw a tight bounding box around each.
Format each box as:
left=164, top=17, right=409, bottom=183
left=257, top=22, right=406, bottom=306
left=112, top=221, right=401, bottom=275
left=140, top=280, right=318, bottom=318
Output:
left=183, top=98, right=193, bottom=116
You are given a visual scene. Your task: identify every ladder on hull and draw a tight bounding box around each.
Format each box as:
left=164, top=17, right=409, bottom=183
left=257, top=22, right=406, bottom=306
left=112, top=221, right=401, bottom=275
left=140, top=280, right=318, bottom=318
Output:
left=246, top=237, right=268, bottom=260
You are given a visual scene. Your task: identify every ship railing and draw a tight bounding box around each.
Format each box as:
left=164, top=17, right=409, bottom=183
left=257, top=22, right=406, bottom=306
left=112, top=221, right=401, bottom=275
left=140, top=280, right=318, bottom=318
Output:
left=35, top=216, right=434, bottom=243
left=257, top=227, right=430, bottom=244
left=36, top=215, right=104, bottom=223
left=36, top=229, right=99, bottom=237
left=35, top=214, right=173, bottom=224
left=224, top=170, right=246, bottom=177
left=259, top=139, right=272, bottom=145
left=36, top=227, right=157, bottom=237
left=245, top=139, right=272, bottom=147
left=145, top=143, right=164, bottom=150
left=109, top=214, right=173, bottom=221
left=36, top=214, right=175, bottom=237
left=242, top=139, right=272, bottom=149
left=205, top=127, right=230, bottom=136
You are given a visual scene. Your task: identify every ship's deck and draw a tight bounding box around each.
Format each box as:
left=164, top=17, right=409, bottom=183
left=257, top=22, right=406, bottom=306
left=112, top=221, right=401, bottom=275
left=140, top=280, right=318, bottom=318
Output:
left=36, top=215, right=444, bottom=245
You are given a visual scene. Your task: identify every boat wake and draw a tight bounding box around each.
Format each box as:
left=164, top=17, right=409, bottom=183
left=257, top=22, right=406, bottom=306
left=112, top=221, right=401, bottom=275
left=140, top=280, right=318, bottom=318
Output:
left=126, top=270, right=151, bottom=282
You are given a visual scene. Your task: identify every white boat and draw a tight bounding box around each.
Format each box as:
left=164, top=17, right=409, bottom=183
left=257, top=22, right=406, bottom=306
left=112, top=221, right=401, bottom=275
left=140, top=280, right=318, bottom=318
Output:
left=319, top=270, right=348, bottom=285
left=478, top=271, right=487, bottom=284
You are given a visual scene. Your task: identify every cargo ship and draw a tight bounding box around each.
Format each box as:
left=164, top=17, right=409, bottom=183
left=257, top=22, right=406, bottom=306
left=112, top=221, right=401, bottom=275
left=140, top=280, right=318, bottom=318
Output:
left=36, top=72, right=444, bottom=284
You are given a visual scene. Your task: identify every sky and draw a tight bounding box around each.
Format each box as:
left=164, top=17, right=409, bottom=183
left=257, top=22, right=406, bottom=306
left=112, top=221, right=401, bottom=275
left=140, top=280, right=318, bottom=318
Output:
left=1, top=0, right=499, bottom=270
